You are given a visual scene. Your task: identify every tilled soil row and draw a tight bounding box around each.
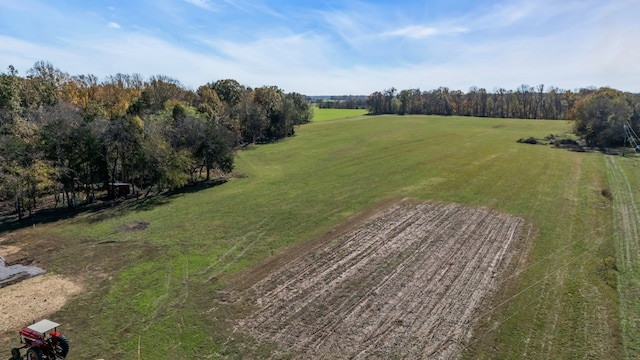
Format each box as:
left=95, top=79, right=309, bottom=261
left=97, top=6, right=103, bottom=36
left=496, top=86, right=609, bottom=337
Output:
left=237, top=202, right=523, bottom=359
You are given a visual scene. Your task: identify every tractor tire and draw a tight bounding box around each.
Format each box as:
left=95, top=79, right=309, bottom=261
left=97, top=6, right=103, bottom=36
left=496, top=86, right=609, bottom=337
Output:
left=25, top=347, right=44, bottom=360
left=56, top=334, right=70, bottom=358
left=10, top=347, right=21, bottom=359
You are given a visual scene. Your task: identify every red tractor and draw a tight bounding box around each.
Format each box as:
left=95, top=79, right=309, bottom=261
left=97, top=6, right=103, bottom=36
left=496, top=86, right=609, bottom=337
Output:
left=10, top=320, right=69, bottom=360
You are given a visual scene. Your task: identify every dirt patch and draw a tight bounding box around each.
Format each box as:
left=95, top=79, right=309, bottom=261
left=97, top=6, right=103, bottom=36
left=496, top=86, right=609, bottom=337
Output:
left=0, top=274, right=82, bottom=333
left=0, top=257, right=45, bottom=288
left=0, top=245, right=21, bottom=258
left=234, top=201, right=524, bottom=359
left=0, top=244, right=45, bottom=288
left=0, top=217, right=163, bottom=355
left=118, top=221, right=149, bottom=232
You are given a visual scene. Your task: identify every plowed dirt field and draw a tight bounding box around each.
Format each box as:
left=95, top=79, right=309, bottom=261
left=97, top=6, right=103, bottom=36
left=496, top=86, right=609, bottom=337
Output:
left=236, top=201, right=524, bottom=358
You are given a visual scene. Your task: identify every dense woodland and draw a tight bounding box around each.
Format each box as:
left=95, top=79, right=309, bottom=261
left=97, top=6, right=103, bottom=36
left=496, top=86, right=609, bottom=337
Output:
left=0, top=61, right=312, bottom=219
left=367, top=86, right=638, bottom=119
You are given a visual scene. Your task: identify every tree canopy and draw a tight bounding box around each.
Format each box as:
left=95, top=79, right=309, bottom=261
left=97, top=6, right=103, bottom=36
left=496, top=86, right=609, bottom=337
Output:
left=572, top=88, right=636, bottom=148
left=0, top=61, right=313, bottom=219
left=365, top=85, right=639, bottom=121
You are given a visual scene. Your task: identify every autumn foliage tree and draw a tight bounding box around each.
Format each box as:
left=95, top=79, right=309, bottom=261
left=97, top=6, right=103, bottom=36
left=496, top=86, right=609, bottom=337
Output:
left=572, top=88, right=634, bottom=148
left=365, top=85, right=598, bottom=120
left=0, top=61, right=313, bottom=218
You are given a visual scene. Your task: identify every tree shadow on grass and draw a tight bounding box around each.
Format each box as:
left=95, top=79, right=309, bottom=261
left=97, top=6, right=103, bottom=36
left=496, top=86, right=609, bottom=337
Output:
left=165, top=178, right=228, bottom=195
left=0, top=178, right=231, bottom=233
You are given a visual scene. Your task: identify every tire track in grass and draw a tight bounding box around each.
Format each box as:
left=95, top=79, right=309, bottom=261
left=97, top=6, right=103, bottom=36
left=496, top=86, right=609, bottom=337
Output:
left=516, top=154, right=582, bottom=359
left=606, top=156, right=640, bottom=359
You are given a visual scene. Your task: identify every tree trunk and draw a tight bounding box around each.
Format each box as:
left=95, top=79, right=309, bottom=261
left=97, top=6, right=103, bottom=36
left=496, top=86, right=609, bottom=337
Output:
left=110, top=156, right=118, bottom=198
left=15, top=191, right=22, bottom=220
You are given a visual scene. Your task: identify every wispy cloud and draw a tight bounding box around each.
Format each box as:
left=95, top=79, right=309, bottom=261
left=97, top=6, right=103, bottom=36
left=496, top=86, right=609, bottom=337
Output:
left=108, top=22, right=121, bottom=29
left=384, top=25, right=468, bottom=39
left=213, top=0, right=283, bottom=16
left=183, top=0, right=217, bottom=11
left=319, top=8, right=369, bottom=47
left=210, top=33, right=331, bottom=69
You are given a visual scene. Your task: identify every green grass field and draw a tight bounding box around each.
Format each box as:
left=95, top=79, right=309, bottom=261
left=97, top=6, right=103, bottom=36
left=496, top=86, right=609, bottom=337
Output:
left=311, top=107, right=368, bottom=121
left=2, top=114, right=634, bottom=358
left=605, top=154, right=640, bottom=359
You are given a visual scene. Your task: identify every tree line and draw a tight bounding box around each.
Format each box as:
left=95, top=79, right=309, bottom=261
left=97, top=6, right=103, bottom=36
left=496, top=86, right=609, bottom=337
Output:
left=367, top=85, right=639, bottom=120
left=0, top=61, right=312, bottom=219
left=367, top=85, right=640, bottom=148
left=309, top=95, right=368, bottom=109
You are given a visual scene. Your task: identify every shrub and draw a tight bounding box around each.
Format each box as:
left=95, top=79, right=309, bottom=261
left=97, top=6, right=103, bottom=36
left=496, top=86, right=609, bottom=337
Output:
left=517, top=137, right=538, bottom=144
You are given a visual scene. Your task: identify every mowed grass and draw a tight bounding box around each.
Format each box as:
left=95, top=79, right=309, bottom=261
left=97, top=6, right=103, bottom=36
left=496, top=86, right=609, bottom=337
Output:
left=3, top=115, right=624, bottom=358
left=606, top=154, right=640, bottom=359
left=311, top=106, right=368, bottom=121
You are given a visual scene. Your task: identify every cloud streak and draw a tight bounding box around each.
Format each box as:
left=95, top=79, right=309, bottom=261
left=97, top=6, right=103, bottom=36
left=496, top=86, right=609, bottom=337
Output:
left=183, top=0, right=217, bottom=11
left=383, top=25, right=469, bottom=39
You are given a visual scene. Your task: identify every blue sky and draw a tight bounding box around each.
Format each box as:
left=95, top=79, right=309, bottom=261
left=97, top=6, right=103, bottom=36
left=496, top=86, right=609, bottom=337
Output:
left=0, top=0, right=638, bottom=94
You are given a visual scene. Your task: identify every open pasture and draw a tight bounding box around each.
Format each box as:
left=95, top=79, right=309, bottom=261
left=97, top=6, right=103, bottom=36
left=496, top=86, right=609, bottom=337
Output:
left=0, top=115, right=627, bottom=358
left=311, top=107, right=368, bottom=121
